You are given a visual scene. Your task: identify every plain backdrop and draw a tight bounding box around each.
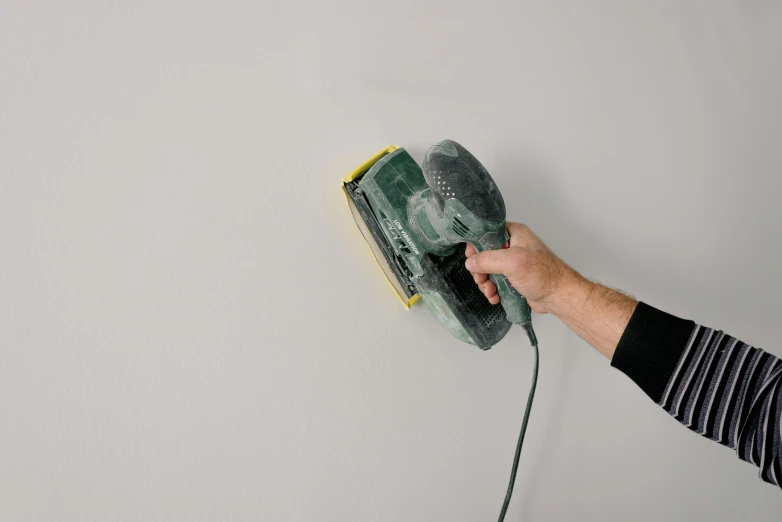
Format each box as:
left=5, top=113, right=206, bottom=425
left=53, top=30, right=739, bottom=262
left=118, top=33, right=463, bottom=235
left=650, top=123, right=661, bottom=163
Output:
left=2, top=1, right=782, bottom=520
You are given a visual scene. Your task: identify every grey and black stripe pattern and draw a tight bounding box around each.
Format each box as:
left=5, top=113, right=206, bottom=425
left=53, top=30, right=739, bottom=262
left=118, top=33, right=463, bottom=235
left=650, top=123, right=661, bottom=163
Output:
left=659, top=325, right=782, bottom=487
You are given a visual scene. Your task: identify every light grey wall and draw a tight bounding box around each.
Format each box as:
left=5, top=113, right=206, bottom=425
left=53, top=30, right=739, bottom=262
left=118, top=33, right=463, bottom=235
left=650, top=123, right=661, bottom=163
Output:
left=2, top=1, right=781, bottom=520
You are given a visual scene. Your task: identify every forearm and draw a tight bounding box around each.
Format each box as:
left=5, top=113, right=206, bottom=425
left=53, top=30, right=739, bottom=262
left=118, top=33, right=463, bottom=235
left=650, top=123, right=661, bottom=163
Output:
left=558, top=274, right=782, bottom=488
left=548, top=271, right=782, bottom=488
left=547, top=271, right=638, bottom=360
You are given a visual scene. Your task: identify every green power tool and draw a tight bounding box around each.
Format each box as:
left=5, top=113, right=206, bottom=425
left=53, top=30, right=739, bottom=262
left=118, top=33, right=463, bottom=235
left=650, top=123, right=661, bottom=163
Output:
left=344, top=139, right=536, bottom=348
left=343, top=140, right=539, bottom=521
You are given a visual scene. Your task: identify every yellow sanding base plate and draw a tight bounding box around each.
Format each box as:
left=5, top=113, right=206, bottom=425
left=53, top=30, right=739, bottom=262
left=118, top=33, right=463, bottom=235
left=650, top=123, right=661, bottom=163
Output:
left=341, top=145, right=420, bottom=309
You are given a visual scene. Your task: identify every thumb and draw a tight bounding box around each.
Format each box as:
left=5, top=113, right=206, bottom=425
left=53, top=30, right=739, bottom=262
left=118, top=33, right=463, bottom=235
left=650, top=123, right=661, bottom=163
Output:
left=465, top=248, right=517, bottom=275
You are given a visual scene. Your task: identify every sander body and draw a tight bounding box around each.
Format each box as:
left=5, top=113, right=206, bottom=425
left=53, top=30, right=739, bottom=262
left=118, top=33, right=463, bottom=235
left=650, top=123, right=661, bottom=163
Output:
left=343, top=140, right=532, bottom=349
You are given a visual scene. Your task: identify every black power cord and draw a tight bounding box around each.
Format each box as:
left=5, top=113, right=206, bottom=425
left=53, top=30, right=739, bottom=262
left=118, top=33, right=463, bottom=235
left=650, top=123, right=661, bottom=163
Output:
left=497, top=324, right=540, bottom=522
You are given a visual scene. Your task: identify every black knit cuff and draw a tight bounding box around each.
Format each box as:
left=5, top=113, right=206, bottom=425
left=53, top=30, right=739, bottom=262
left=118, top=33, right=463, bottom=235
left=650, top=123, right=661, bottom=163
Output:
left=610, top=302, right=696, bottom=403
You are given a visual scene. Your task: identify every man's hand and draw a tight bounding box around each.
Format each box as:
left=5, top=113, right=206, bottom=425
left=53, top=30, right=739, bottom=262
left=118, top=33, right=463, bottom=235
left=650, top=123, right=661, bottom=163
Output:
left=465, top=221, right=637, bottom=359
left=464, top=222, right=581, bottom=314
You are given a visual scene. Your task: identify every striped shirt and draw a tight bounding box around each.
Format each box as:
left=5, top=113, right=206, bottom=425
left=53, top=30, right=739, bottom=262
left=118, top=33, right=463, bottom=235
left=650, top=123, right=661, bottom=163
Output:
left=611, top=303, right=782, bottom=488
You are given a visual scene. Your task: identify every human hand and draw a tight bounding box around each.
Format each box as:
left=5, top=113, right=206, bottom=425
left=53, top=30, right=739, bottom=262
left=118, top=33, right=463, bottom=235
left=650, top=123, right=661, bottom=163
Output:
left=464, top=222, right=583, bottom=314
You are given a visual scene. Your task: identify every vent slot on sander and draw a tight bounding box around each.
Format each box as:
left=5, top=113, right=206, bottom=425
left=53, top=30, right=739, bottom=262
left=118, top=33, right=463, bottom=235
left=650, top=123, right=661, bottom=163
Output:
left=446, top=261, right=506, bottom=329
left=424, top=249, right=512, bottom=349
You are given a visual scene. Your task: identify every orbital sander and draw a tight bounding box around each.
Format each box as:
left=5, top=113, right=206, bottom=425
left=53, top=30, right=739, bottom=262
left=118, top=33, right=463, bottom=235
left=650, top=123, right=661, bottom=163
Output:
left=341, top=140, right=539, bottom=520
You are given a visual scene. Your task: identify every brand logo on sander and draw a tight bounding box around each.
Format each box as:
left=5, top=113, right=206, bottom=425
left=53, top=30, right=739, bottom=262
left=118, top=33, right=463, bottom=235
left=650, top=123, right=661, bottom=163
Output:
left=391, top=219, right=420, bottom=255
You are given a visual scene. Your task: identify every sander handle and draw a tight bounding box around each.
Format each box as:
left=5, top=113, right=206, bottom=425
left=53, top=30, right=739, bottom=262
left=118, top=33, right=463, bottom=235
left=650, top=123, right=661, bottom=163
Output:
left=473, top=230, right=533, bottom=327
left=489, top=273, right=531, bottom=326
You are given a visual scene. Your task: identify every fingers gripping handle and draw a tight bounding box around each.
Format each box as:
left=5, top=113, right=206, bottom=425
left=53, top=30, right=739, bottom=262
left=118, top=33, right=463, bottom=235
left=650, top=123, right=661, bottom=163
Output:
left=474, top=231, right=532, bottom=327
left=489, top=274, right=532, bottom=326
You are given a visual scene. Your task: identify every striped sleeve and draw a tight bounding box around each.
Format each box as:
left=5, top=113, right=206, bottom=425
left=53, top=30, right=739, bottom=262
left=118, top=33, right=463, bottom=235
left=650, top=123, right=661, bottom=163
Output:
left=611, top=302, right=782, bottom=488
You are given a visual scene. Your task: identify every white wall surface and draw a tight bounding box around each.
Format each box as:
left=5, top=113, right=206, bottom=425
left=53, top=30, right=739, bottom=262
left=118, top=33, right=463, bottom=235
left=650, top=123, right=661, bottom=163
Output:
left=2, top=1, right=782, bottom=520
